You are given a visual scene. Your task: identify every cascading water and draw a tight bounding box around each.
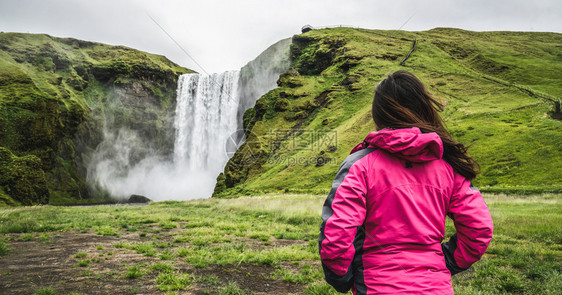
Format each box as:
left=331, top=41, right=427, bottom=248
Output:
left=173, top=71, right=240, bottom=174
left=87, top=38, right=290, bottom=201
left=87, top=71, right=241, bottom=201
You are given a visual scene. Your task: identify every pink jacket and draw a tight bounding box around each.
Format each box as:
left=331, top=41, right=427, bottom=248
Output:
left=319, top=127, right=493, bottom=294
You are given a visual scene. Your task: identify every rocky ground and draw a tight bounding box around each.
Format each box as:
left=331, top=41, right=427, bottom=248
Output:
left=0, top=229, right=309, bottom=295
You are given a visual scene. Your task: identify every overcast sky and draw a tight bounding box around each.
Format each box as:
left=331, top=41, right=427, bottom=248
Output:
left=1, top=0, right=561, bottom=73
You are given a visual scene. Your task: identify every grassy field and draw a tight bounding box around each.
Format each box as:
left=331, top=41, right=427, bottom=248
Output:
left=0, top=193, right=560, bottom=294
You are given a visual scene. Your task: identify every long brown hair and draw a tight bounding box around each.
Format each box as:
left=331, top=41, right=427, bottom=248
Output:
left=372, top=70, right=479, bottom=179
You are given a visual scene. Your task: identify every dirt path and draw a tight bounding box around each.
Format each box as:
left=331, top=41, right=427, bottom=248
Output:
left=0, top=232, right=305, bottom=295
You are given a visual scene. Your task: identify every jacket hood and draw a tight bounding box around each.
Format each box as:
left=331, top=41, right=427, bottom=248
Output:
left=350, top=127, right=443, bottom=162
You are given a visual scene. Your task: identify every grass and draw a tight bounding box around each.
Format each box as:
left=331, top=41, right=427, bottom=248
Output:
left=150, top=263, right=175, bottom=273
left=451, top=194, right=562, bottom=294
left=271, top=263, right=323, bottom=284
left=18, top=233, right=34, bottom=241
left=39, top=232, right=53, bottom=243
left=217, top=282, right=247, bottom=295
left=155, top=272, right=192, bottom=291
left=0, top=193, right=560, bottom=294
left=130, top=243, right=157, bottom=257
left=94, top=226, right=120, bottom=237
left=125, top=265, right=145, bottom=279
left=0, top=238, right=10, bottom=256
left=74, top=252, right=87, bottom=258
left=33, top=288, right=58, bottom=295
left=178, top=242, right=316, bottom=268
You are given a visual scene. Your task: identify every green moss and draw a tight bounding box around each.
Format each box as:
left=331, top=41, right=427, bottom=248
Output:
left=213, top=173, right=227, bottom=196
left=0, top=186, right=19, bottom=206
left=0, top=147, right=49, bottom=205
left=290, top=34, right=347, bottom=75
left=274, top=98, right=290, bottom=111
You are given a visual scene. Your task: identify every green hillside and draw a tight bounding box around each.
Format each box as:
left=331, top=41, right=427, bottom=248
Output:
left=0, top=33, right=192, bottom=206
left=214, top=27, right=562, bottom=197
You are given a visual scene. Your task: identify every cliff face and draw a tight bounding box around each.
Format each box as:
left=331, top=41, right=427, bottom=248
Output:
left=237, top=38, right=292, bottom=125
left=0, top=33, right=192, bottom=205
left=214, top=28, right=562, bottom=197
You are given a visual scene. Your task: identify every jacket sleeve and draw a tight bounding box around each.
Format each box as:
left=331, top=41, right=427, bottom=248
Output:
left=442, top=175, right=493, bottom=275
left=319, top=155, right=368, bottom=292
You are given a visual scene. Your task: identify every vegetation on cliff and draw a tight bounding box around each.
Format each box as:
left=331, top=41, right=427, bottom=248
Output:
left=0, top=32, right=192, bottom=205
left=214, top=27, right=562, bottom=197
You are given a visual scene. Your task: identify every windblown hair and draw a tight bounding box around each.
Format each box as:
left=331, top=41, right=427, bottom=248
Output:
left=372, top=70, right=479, bottom=179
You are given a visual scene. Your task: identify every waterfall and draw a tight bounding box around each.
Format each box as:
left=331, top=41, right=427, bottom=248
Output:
left=87, top=71, right=242, bottom=201
left=173, top=71, right=240, bottom=174
left=87, top=39, right=291, bottom=201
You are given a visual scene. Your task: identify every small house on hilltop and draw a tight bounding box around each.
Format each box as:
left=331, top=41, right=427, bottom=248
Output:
left=301, top=25, right=314, bottom=33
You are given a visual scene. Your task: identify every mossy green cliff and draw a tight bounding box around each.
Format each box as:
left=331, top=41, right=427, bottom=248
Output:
left=214, top=27, right=562, bottom=197
left=0, top=33, right=192, bottom=205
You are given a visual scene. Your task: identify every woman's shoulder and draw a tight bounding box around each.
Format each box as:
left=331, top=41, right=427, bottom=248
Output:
left=341, top=147, right=379, bottom=169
